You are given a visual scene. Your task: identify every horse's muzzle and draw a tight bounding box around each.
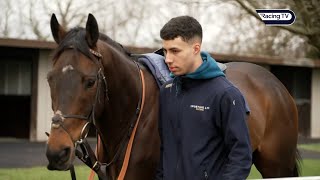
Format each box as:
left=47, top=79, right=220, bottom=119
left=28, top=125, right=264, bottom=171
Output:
left=46, top=147, right=72, bottom=170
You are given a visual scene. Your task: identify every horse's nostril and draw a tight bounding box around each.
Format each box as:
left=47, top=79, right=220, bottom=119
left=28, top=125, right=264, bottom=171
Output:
left=46, top=146, right=72, bottom=170
left=46, top=147, right=71, bottom=164
left=59, top=147, right=71, bottom=161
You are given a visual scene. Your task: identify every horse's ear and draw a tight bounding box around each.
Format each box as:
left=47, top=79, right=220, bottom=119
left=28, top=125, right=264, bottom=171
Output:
left=85, top=14, right=99, bottom=48
left=50, top=14, right=66, bottom=44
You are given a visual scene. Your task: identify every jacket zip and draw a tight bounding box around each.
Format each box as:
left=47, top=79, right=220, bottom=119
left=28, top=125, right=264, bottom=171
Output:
left=204, top=170, right=208, bottom=180
left=174, top=91, right=184, bottom=179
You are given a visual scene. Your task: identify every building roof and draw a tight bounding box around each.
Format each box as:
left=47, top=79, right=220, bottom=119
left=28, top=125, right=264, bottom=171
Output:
left=212, top=53, right=320, bottom=68
left=0, top=38, right=56, bottom=49
left=1, top=38, right=320, bottom=68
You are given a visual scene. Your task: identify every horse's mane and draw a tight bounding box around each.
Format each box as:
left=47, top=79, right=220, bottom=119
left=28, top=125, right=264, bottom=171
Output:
left=52, top=27, right=131, bottom=62
left=99, top=33, right=131, bottom=56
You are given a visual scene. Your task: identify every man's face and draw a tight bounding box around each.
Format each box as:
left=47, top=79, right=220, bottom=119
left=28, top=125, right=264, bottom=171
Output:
left=162, top=36, right=200, bottom=76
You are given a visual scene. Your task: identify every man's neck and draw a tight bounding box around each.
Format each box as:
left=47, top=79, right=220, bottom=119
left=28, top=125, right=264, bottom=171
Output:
left=189, top=54, right=203, bottom=74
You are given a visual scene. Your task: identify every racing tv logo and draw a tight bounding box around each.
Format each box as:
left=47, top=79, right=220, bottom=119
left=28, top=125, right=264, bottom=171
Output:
left=256, top=9, right=296, bottom=26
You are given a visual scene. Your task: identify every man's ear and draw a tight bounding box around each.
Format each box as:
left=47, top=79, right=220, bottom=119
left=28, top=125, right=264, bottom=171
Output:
left=193, top=43, right=201, bottom=54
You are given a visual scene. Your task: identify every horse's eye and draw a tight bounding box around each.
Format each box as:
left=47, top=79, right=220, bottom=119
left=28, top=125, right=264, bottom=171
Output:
left=85, top=79, right=96, bottom=88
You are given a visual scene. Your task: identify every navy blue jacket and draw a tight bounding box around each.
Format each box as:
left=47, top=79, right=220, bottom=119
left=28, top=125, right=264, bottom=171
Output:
left=155, top=76, right=252, bottom=180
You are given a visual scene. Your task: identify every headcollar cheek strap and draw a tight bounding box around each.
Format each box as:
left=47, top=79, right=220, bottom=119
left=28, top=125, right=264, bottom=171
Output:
left=89, top=48, right=103, bottom=58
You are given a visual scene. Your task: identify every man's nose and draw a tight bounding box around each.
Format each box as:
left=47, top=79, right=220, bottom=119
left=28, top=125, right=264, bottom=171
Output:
left=165, top=53, right=173, bottom=64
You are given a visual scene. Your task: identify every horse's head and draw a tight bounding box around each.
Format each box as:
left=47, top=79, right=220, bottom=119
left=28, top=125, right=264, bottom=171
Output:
left=46, top=13, right=106, bottom=170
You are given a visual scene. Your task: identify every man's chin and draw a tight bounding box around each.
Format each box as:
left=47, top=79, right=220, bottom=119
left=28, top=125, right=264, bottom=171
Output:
left=170, top=71, right=183, bottom=76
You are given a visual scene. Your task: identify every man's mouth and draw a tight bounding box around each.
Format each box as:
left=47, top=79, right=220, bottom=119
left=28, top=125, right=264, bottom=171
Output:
left=169, top=67, right=177, bottom=72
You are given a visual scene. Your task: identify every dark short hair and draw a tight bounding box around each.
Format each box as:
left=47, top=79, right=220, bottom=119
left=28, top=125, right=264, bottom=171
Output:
left=160, top=16, right=202, bottom=42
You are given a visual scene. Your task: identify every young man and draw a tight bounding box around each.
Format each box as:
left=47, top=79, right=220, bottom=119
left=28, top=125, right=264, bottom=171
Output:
left=155, top=16, right=252, bottom=180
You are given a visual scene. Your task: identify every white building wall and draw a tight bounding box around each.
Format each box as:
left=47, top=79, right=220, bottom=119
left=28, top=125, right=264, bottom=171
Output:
left=311, top=68, right=320, bottom=138
left=35, top=50, right=53, bottom=141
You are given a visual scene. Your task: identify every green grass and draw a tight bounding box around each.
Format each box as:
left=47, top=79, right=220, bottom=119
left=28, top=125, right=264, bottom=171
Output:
left=1, top=143, right=319, bottom=180
left=299, top=143, right=320, bottom=153
left=248, top=143, right=320, bottom=179
left=300, top=159, right=320, bottom=176
left=0, top=160, right=319, bottom=180
left=0, top=166, right=98, bottom=180
left=248, top=165, right=262, bottom=179
left=248, top=159, right=320, bottom=179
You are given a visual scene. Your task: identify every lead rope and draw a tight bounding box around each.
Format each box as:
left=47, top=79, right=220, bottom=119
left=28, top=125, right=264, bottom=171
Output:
left=70, top=165, right=76, bottom=180
left=118, top=69, right=145, bottom=180
left=88, top=135, right=101, bottom=180
left=88, top=69, right=146, bottom=180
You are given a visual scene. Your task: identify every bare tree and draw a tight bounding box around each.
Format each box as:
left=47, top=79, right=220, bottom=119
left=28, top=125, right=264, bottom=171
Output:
left=28, top=0, right=155, bottom=45
left=27, top=0, right=49, bottom=40
left=1, top=0, right=312, bottom=59
left=171, top=0, right=309, bottom=58
left=0, top=0, right=13, bottom=37
left=0, top=0, right=26, bottom=38
left=235, top=0, right=320, bottom=58
left=224, top=1, right=307, bottom=58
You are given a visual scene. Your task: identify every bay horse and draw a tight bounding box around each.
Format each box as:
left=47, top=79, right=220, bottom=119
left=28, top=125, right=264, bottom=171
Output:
left=45, top=14, right=300, bottom=179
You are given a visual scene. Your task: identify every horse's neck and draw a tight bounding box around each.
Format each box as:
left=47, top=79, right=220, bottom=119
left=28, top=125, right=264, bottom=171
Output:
left=98, top=46, right=141, bottom=157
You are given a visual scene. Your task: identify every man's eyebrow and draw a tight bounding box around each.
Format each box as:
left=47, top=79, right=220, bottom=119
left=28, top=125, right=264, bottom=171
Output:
left=163, top=47, right=180, bottom=51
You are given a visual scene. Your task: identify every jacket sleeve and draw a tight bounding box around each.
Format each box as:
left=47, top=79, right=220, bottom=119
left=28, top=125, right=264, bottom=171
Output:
left=220, top=87, right=252, bottom=179
left=154, top=125, right=164, bottom=180
left=155, top=89, right=164, bottom=180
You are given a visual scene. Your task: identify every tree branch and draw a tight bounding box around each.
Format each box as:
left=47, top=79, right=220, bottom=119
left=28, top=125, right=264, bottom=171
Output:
left=234, top=0, right=311, bottom=36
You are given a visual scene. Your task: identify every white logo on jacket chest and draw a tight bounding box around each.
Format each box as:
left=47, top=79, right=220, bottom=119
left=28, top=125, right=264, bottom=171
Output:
left=190, top=105, right=210, bottom=111
left=165, top=83, right=172, bottom=88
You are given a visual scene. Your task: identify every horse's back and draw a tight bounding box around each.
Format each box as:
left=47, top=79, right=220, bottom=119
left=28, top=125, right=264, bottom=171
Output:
left=224, top=62, right=299, bottom=177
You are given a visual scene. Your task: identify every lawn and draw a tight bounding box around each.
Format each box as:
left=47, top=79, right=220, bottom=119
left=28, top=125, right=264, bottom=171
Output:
left=0, top=160, right=319, bottom=180
left=248, top=143, right=320, bottom=179
left=0, top=165, right=99, bottom=180
left=0, top=144, right=319, bottom=180
left=248, top=159, right=320, bottom=179
left=299, top=143, right=320, bottom=153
